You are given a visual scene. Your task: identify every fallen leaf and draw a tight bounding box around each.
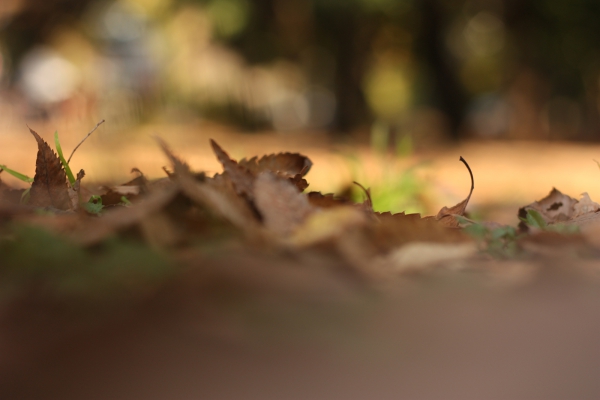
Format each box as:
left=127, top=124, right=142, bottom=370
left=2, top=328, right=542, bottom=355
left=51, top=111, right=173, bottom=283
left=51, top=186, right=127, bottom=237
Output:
left=28, top=127, right=72, bottom=210
left=253, top=171, right=313, bottom=236
left=240, top=152, right=312, bottom=191
left=307, top=191, right=353, bottom=208
left=101, top=168, right=148, bottom=206
left=383, top=242, right=478, bottom=273
left=158, top=137, right=259, bottom=233
left=286, top=173, right=310, bottom=192
left=288, top=206, right=367, bottom=247
left=573, top=192, right=600, bottom=218
left=372, top=212, right=468, bottom=252
left=210, top=139, right=255, bottom=200
left=239, top=152, right=312, bottom=177
left=67, top=184, right=180, bottom=246
left=518, top=188, right=578, bottom=231
left=436, top=156, right=474, bottom=228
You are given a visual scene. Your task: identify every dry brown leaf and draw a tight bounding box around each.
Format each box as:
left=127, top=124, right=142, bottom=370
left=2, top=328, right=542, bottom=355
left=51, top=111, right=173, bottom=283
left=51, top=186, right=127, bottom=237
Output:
left=518, top=188, right=578, bottom=231
left=559, top=193, right=600, bottom=246
left=158, top=137, right=259, bottom=232
left=239, top=152, right=312, bottom=177
left=288, top=206, right=367, bottom=247
left=372, top=212, right=468, bottom=253
left=383, top=242, right=478, bottom=273
left=436, top=156, right=474, bottom=228
left=210, top=139, right=255, bottom=200
left=253, top=171, right=313, bottom=236
left=68, top=184, right=179, bottom=246
left=286, top=173, right=310, bottom=192
left=101, top=168, right=148, bottom=206
left=28, top=127, right=72, bottom=210
left=572, top=192, right=600, bottom=218
left=307, top=191, right=353, bottom=208
left=239, top=152, right=312, bottom=192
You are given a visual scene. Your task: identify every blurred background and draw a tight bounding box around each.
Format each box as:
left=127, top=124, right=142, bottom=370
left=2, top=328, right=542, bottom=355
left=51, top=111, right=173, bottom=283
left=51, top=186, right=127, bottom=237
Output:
left=2, top=0, right=600, bottom=221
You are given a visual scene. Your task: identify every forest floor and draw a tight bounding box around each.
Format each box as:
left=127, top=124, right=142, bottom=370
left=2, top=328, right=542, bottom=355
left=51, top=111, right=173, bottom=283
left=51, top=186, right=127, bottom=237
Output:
left=2, top=121, right=600, bottom=399
left=3, top=119, right=600, bottom=222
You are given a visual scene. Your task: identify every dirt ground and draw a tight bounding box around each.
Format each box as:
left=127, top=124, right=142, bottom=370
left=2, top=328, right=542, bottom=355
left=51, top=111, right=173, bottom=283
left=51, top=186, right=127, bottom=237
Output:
left=2, top=254, right=600, bottom=400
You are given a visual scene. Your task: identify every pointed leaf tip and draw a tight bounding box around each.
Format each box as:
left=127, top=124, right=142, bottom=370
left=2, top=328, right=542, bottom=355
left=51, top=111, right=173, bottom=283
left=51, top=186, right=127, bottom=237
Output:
left=28, top=127, right=71, bottom=210
left=210, top=139, right=255, bottom=198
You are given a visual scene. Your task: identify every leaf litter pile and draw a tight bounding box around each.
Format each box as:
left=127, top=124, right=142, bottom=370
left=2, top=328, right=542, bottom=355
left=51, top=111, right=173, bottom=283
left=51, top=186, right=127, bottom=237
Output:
left=4, top=126, right=600, bottom=398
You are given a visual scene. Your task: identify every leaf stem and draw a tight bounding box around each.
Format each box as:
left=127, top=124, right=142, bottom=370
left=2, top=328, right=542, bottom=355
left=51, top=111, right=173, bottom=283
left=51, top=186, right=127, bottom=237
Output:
left=67, top=119, right=105, bottom=163
left=459, top=156, right=474, bottom=192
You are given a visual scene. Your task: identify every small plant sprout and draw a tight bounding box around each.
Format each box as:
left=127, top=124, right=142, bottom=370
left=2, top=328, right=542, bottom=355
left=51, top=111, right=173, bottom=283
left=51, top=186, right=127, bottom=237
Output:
left=84, top=195, right=104, bottom=214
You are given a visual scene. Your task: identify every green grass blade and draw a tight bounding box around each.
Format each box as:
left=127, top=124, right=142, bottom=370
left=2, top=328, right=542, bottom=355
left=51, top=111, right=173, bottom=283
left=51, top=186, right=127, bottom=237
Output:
left=54, top=131, right=76, bottom=186
left=21, top=187, right=31, bottom=204
left=0, top=164, right=34, bottom=183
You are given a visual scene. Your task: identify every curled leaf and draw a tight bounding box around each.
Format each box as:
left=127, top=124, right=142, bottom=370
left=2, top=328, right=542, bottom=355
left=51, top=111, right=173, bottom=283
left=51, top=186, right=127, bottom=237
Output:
left=239, top=152, right=312, bottom=177
left=240, top=152, right=312, bottom=191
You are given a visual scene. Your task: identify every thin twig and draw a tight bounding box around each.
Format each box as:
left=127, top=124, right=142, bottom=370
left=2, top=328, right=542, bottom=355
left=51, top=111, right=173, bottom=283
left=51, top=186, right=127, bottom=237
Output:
left=67, top=119, right=105, bottom=163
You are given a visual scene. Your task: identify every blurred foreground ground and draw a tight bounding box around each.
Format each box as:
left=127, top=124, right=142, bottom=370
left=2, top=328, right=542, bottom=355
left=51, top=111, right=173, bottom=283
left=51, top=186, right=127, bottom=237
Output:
left=2, top=119, right=600, bottom=224
left=2, top=255, right=600, bottom=400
